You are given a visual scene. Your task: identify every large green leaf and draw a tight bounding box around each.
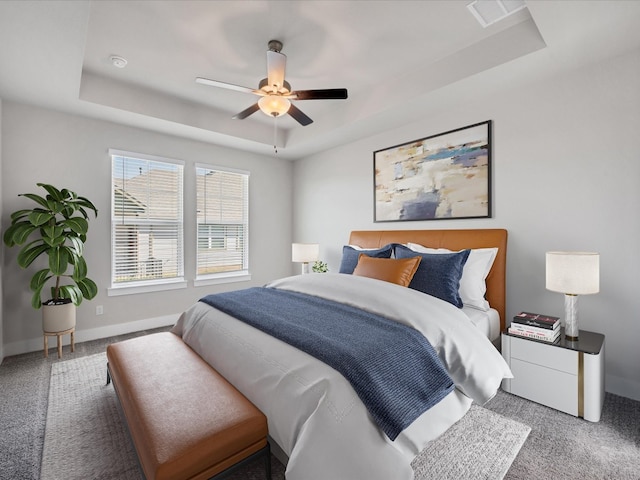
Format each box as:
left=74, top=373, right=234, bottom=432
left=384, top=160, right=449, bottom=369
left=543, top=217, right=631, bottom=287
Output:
left=48, top=246, right=70, bottom=275
left=63, top=217, right=88, bottom=234
left=62, top=206, right=74, bottom=219
left=68, top=236, right=84, bottom=257
left=10, top=209, right=32, bottom=222
left=57, top=285, right=82, bottom=305
left=74, top=196, right=98, bottom=217
left=72, top=256, right=87, bottom=281
left=3, top=221, right=36, bottom=246
left=31, top=289, right=44, bottom=309
left=42, top=234, right=65, bottom=248
left=19, top=193, right=49, bottom=209
left=28, top=210, right=54, bottom=226
left=17, top=242, right=49, bottom=268
left=77, top=277, right=98, bottom=300
left=37, top=183, right=64, bottom=202
left=29, top=269, right=52, bottom=291
left=46, top=198, right=63, bottom=214
left=42, top=224, right=64, bottom=239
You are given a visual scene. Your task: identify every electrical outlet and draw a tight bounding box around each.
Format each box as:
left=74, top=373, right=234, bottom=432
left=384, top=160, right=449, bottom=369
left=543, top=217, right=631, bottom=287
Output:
left=96, top=305, right=104, bottom=315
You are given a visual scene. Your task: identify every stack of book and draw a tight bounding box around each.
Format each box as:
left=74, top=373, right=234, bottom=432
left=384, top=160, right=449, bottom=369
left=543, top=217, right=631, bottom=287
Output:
left=509, top=312, right=560, bottom=342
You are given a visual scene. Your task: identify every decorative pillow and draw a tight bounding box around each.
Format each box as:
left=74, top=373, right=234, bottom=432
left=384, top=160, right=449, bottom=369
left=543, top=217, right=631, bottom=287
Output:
left=352, top=254, right=421, bottom=287
left=406, top=243, right=498, bottom=311
left=338, top=244, right=394, bottom=274
left=394, top=244, right=470, bottom=308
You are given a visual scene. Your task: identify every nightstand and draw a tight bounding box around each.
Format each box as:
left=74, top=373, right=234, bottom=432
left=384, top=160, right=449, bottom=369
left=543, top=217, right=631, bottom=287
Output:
left=501, top=328, right=605, bottom=422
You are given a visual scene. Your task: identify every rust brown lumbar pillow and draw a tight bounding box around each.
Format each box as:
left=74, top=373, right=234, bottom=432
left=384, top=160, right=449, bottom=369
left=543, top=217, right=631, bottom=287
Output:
left=352, top=254, right=421, bottom=287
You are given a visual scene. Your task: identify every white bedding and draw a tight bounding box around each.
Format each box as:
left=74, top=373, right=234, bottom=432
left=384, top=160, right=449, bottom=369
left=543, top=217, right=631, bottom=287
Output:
left=172, top=274, right=511, bottom=480
left=462, top=306, right=501, bottom=343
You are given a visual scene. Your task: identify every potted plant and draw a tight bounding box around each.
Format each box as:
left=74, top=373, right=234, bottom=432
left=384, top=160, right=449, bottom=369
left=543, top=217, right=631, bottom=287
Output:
left=3, top=183, right=98, bottom=333
left=312, top=260, right=328, bottom=273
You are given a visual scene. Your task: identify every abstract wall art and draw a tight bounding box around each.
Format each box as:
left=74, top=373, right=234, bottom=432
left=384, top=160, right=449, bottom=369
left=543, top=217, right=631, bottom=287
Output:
left=373, top=120, right=492, bottom=222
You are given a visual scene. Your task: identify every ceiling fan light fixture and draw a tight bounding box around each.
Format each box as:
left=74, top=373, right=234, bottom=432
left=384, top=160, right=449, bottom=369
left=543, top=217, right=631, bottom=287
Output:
left=196, top=40, right=347, bottom=126
left=258, top=95, right=291, bottom=117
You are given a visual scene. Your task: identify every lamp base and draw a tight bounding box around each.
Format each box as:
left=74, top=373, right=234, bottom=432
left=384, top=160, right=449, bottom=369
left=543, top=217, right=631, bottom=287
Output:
left=564, top=294, right=579, bottom=340
left=301, top=263, right=309, bottom=275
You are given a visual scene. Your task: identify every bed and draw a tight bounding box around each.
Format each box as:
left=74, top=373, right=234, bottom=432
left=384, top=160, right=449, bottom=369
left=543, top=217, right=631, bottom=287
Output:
left=172, top=228, right=510, bottom=480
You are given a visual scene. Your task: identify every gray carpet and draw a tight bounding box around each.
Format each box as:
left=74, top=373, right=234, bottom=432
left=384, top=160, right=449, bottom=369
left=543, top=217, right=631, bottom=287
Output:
left=484, top=389, right=640, bottom=479
left=0, top=328, right=169, bottom=480
left=40, top=353, right=142, bottom=480
left=0, top=351, right=50, bottom=479
left=39, top=352, right=529, bottom=480
left=40, top=352, right=285, bottom=480
left=2, top=328, right=639, bottom=480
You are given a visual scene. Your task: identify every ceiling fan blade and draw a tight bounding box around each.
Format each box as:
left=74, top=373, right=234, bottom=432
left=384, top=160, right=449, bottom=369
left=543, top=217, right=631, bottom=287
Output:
left=233, top=103, right=260, bottom=120
left=266, top=50, right=286, bottom=91
left=287, top=104, right=313, bottom=126
left=289, top=88, right=348, bottom=100
left=196, top=77, right=261, bottom=95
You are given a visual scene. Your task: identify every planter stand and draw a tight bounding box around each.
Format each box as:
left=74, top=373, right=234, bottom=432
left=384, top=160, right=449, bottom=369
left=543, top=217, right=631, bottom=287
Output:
left=43, top=327, right=75, bottom=359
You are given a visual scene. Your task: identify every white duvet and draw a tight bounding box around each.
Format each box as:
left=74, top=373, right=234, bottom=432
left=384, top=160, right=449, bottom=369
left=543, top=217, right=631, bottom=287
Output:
left=172, top=274, right=512, bottom=480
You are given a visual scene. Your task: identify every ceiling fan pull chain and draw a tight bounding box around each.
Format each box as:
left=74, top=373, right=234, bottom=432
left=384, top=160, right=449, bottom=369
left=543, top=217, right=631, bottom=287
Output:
left=273, top=115, right=278, bottom=155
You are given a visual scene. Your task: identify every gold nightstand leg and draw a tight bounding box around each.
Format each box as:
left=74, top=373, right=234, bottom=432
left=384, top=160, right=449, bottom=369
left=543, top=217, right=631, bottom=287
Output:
left=578, top=351, right=584, bottom=418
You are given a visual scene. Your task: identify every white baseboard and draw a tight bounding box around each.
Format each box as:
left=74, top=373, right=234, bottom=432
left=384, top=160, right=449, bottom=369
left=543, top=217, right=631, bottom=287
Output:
left=1, top=314, right=180, bottom=360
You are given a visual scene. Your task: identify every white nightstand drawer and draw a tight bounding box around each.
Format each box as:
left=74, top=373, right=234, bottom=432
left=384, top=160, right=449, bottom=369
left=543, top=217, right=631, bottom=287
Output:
left=510, top=358, right=578, bottom=416
left=502, top=329, right=605, bottom=421
left=510, top=335, right=577, bottom=374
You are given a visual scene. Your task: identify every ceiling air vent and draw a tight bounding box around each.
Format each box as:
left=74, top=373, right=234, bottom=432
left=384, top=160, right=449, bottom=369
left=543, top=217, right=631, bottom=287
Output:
left=467, top=0, right=527, bottom=28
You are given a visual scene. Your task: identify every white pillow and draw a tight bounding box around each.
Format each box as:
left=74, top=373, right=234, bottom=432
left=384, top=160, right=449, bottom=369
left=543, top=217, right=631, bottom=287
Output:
left=406, top=243, right=498, bottom=311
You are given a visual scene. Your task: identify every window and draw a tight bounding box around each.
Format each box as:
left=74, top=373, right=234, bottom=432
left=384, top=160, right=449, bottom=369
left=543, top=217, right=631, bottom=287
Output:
left=110, top=150, right=185, bottom=294
left=195, top=165, right=249, bottom=283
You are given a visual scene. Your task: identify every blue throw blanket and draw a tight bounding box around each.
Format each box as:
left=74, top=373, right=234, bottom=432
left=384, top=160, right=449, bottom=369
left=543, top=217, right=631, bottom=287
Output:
left=200, top=287, right=454, bottom=440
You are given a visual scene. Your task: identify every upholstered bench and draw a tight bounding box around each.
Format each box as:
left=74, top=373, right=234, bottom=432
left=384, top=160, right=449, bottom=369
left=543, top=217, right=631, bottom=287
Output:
left=106, top=332, right=271, bottom=480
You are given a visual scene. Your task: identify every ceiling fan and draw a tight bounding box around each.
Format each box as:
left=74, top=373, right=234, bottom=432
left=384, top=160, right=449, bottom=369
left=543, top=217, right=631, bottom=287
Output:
left=196, top=40, right=348, bottom=126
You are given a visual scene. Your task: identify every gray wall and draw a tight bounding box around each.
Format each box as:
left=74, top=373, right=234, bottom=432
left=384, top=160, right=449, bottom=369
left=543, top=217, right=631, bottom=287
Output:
left=293, top=49, right=640, bottom=401
left=1, top=102, right=293, bottom=356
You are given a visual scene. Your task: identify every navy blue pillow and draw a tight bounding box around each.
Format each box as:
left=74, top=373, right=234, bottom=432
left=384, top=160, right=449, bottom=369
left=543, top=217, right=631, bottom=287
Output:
left=339, top=244, right=394, bottom=274
left=394, top=244, right=470, bottom=308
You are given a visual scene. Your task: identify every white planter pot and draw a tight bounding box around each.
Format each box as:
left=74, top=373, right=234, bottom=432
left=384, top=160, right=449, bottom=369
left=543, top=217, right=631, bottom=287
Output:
left=42, top=302, right=76, bottom=333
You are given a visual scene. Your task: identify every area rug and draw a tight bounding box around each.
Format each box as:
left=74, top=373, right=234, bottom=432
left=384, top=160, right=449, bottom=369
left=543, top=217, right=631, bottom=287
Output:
left=412, top=402, right=530, bottom=479
left=41, top=353, right=529, bottom=480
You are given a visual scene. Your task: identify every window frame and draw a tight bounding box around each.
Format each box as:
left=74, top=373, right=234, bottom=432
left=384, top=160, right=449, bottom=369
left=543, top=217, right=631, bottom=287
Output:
left=108, top=149, right=187, bottom=296
left=193, top=163, right=251, bottom=287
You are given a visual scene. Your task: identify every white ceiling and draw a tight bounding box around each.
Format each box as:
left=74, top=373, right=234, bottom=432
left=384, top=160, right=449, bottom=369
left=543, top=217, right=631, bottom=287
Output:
left=1, top=1, right=639, bottom=160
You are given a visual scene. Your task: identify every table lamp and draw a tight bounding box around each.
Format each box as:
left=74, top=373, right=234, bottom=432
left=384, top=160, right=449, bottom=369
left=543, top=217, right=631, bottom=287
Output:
left=545, top=251, right=599, bottom=341
left=292, top=243, right=319, bottom=274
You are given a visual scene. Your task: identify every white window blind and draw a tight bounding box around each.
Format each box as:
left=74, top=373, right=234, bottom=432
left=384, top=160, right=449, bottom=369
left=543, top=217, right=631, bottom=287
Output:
left=111, top=150, right=184, bottom=287
left=196, top=165, right=249, bottom=279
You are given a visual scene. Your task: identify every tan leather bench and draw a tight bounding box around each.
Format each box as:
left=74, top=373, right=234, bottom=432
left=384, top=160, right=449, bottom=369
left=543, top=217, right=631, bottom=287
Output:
left=106, top=332, right=271, bottom=480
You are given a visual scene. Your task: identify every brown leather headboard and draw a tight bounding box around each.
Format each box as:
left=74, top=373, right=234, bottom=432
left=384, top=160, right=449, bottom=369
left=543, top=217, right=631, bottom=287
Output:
left=348, top=229, right=508, bottom=330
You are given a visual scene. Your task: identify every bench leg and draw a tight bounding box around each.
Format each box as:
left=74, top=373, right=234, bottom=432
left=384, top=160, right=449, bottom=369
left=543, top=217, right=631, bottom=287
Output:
left=209, top=443, right=272, bottom=480
left=106, top=364, right=111, bottom=386
left=264, top=442, right=272, bottom=480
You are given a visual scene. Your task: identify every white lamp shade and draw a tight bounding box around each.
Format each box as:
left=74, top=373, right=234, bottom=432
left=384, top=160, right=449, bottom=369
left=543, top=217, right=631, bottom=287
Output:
left=292, top=243, right=319, bottom=263
left=546, top=251, right=599, bottom=295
